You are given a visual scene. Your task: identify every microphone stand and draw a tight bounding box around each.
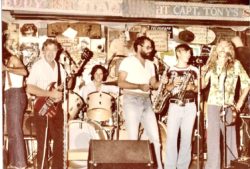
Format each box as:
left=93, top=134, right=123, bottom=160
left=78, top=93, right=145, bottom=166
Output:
left=62, top=59, right=72, bottom=169
left=221, top=70, right=230, bottom=169
left=196, top=64, right=203, bottom=169
left=116, top=88, right=121, bottom=140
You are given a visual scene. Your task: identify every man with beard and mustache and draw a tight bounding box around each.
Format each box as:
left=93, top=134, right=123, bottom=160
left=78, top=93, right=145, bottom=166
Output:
left=118, top=36, right=164, bottom=169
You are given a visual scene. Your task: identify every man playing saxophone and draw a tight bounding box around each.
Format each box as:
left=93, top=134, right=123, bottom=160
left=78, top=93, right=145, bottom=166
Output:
left=164, top=44, right=198, bottom=169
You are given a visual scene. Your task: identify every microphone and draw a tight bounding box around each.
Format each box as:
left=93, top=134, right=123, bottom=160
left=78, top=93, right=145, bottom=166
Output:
left=60, top=49, right=76, bottom=65
left=189, top=56, right=208, bottom=66
left=195, top=58, right=204, bottom=64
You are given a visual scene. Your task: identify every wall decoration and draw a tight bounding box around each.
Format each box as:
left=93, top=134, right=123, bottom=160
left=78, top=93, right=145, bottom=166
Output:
left=106, top=28, right=135, bottom=83
left=48, top=22, right=101, bottom=38
left=19, top=23, right=40, bottom=70
left=107, top=28, right=134, bottom=63
left=146, top=30, right=168, bottom=51
left=186, top=27, right=216, bottom=44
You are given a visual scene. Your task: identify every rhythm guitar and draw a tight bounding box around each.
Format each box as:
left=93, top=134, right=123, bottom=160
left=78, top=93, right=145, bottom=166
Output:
left=34, top=48, right=93, bottom=117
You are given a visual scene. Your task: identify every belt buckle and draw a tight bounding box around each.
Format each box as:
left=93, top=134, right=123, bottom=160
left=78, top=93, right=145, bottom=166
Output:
left=176, top=99, right=185, bottom=106
left=170, top=99, right=185, bottom=106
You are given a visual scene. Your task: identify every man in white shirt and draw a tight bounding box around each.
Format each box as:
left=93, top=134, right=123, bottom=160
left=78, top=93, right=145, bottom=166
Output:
left=118, top=36, right=163, bottom=169
left=26, top=39, right=75, bottom=169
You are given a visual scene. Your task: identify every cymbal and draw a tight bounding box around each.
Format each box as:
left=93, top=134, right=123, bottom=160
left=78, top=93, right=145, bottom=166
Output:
left=103, top=80, right=118, bottom=86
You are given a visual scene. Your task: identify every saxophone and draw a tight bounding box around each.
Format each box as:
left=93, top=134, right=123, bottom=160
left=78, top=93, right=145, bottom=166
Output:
left=152, top=68, right=171, bottom=113
left=171, top=70, right=192, bottom=106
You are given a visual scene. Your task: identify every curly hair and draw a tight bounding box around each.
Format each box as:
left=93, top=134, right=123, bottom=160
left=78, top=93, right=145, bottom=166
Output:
left=133, top=36, right=152, bottom=52
left=20, top=24, right=37, bottom=36
left=207, top=39, right=235, bottom=71
left=90, top=64, right=108, bottom=81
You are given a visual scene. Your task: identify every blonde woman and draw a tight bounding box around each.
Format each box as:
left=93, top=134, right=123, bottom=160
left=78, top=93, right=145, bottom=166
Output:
left=202, top=39, right=250, bottom=169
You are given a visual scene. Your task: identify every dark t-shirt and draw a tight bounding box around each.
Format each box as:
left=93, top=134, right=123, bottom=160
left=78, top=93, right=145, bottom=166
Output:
left=235, top=47, right=250, bottom=76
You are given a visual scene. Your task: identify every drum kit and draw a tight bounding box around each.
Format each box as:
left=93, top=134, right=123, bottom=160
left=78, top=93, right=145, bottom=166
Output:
left=67, top=90, right=168, bottom=167
left=22, top=87, right=168, bottom=168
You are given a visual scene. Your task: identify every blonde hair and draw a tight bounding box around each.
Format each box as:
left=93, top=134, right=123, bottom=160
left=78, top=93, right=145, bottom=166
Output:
left=207, top=39, right=235, bottom=71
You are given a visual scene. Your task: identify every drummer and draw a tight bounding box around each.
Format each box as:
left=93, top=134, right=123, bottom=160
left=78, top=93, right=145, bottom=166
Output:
left=82, top=64, right=120, bottom=102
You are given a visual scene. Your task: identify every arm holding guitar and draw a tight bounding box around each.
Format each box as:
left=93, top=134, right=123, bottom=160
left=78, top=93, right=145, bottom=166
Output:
left=26, top=84, right=63, bottom=102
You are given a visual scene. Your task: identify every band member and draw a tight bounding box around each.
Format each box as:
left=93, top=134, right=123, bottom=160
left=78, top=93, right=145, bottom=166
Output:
left=202, top=39, right=250, bottom=169
left=26, top=39, right=76, bottom=169
left=231, top=36, right=250, bottom=157
left=118, top=36, right=163, bottom=169
left=164, top=44, right=198, bottom=169
left=3, top=34, right=28, bottom=169
left=82, top=64, right=119, bottom=102
left=231, top=36, right=250, bottom=114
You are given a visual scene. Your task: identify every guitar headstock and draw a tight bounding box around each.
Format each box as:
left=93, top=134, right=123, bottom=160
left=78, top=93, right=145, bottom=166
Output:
left=81, top=48, right=93, bottom=61
left=70, top=48, right=93, bottom=75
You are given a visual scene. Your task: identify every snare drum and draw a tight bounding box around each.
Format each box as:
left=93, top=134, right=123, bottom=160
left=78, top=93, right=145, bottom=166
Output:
left=68, top=120, right=107, bottom=167
left=63, top=91, right=84, bottom=120
left=86, top=92, right=115, bottom=121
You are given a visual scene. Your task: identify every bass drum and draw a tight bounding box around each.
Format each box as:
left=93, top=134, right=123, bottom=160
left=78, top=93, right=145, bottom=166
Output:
left=139, top=121, right=167, bottom=164
left=68, top=120, right=107, bottom=168
left=86, top=92, right=115, bottom=122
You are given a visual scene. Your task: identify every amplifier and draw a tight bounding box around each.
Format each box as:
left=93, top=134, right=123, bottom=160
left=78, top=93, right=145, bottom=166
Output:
left=231, top=158, right=250, bottom=169
left=88, top=140, right=156, bottom=169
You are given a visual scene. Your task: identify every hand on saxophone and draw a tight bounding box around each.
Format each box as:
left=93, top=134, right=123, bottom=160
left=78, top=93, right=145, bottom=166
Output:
left=162, top=75, right=169, bottom=84
left=187, top=83, right=196, bottom=92
left=173, top=77, right=182, bottom=87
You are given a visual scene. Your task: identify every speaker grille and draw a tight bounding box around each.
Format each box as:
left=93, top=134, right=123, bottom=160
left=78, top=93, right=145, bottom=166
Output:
left=88, top=140, right=156, bottom=169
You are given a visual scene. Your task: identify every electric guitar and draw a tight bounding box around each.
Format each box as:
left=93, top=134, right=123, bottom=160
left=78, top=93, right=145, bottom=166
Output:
left=33, top=48, right=93, bottom=117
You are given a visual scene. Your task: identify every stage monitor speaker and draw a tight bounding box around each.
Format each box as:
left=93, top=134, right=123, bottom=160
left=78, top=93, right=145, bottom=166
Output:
left=88, top=140, right=156, bottom=169
left=231, top=159, right=250, bottom=169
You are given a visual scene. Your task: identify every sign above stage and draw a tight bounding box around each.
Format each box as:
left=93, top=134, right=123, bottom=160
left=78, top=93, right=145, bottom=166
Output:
left=2, top=0, right=250, bottom=22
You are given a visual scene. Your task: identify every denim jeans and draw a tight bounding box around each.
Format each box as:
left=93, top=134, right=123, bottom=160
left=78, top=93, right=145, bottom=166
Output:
left=123, top=94, right=163, bottom=169
left=5, top=88, right=27, bottom=168
left=34, top=103, right=64, bottom=169
left=164, top=102, right=196, bottom=169
left=205, top=105, right=238, bottom=169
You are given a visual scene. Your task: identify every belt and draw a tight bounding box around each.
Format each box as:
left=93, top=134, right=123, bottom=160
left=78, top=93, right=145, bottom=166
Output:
left=169, top=98, right=195, bottom=105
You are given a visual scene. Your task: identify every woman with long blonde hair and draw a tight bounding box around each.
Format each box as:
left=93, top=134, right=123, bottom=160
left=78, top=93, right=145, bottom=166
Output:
left=202, top=39, right=250, bottom=169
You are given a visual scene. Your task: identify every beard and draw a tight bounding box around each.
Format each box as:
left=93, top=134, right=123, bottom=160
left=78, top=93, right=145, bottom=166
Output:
left=141, top=51, right=151, bottom=60
left=141, top=50, right=156, bottom=61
